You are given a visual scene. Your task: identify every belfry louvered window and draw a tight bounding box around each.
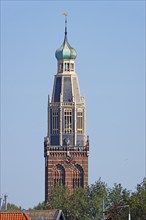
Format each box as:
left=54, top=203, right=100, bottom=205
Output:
left=54, top=164, right=65, bottom=186
left=64, top=63, right=70, bottom=71
left=52, top=109, right=58, bottom=134
left=77, top=110, right=83, bottom=133
left=64, top=108, right=72, bottom=133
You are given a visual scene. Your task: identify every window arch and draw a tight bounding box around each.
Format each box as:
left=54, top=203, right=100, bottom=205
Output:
left=54, top=164, right=65, bottom=186
left=73, top=164, right=84, bottom=188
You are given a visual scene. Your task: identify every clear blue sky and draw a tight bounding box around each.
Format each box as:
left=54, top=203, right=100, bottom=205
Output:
left=1, top=1, right=145, bottom=209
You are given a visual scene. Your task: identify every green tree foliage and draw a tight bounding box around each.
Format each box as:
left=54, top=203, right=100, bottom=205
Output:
left=105, top=183, right=131, bottom=220
left=46, top=179, right=108, bottom=220
left=33, top=201, right=48, bottom=210
left=68, top=187, right=90, bottom=220
left=48, top=185, right=70, bottom=216
left=47, top=185, right=90, bottom=220
left=130, top=183, right=146, bottom=220
left=32, top=179, right=146, bottom=220
left=88, top=178, right=108, bottom=219
left=7, top=203, right=21, bottom=211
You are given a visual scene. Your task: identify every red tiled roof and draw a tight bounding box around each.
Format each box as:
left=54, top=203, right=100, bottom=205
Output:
left=0, top=211, right=31, bottom=220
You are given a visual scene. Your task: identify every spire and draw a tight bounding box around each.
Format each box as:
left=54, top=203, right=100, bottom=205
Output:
left=63, top=12, right=68, bottom=36
left=55, top=13, right=77, bottom=61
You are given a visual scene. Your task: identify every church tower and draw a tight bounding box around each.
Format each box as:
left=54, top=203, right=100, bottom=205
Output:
left=44, top=15, right=89, bottom=201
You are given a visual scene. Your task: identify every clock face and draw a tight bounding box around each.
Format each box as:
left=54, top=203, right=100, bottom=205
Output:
left=64, top=156, right=73, bottom=166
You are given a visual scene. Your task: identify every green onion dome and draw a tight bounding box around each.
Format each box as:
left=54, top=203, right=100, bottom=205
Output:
left=55, top=34, right=77, bottom=60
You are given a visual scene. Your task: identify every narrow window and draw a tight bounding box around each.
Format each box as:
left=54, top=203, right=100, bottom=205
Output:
left=71, top=63, right=74, bottom=71
left=54, top=164, right=65, bottom=186
left=73, top=165, right=84, bottom=188
left=64, top=109, right=72, bottom=133
left=64, top=63, right=67, bottom=71
left=77, top=110, right=83, bottom=134
left=59, top=63, right=63, bottom=72
left=52, top=109, right=58, bottom=134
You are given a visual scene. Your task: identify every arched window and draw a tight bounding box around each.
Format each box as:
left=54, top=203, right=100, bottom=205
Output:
left=54, top=164, right=65, bottom=186
left=73, top=164, right=84, bottom=188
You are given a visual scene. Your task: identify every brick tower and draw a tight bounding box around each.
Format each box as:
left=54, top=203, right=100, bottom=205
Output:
left=44, top=15, right=89, bottom=201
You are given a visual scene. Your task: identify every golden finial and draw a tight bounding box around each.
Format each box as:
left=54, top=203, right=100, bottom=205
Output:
left=63, top=12, right=68, bottom=17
